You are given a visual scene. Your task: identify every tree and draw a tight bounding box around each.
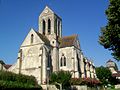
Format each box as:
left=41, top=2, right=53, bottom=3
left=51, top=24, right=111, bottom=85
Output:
left=0, top=60, right=5, bottom=65
left=99, top=0, right=120, bottom=61
left=96, top=66, right=112, bottom=85
left=49, top=71, right=71, bottom=89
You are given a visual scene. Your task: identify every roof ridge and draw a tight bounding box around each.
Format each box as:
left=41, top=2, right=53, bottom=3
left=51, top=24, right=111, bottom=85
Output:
left=35, top=31, right=50, bottom=45
left=62, top=34, right=78, bottom=39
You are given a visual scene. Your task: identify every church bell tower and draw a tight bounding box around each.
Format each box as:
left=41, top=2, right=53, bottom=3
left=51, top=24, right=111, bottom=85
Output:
left=38, top=6, right=62, bottom=72
left=39, top=6, right=62, bottom=39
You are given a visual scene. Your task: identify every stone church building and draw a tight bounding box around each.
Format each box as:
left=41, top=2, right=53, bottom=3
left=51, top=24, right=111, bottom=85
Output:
left=7, top=6, right=97, bottom=85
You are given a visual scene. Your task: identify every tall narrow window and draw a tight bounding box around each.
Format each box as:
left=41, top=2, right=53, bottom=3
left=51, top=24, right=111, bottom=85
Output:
left=58, top=21, right=60, bottom=36
left=43, top=20, right=46, bottom=35
left=55, top=18, right=57, bottom=35
left=31, top=34, right=34, bottom=44
left=77, top=54, right=80, bottom=72
left=48, top=19, right=51, bottom=34
left=60, top=54, right=66, bottom=67
left=60, top=58, right=63, bottom=66
left=64, top=57, right=66, bottom=66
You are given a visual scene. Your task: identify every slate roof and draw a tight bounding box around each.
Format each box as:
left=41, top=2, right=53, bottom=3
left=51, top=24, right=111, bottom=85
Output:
left=35, top=31, right=50, bottom=45
left=4, top=64, right=12, bottom=69
left=59, top=34, right=77, bottom=48
left=112, top=73, right=120, bottom=77
left=112, top=71, right=120, bottom=77
left=107, top=59, right=114, bottom=63
left=117, top=71, right=120, bottom=73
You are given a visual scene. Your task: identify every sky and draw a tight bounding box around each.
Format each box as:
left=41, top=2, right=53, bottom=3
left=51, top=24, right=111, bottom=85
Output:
left=0, top=0, right=120, bottom=69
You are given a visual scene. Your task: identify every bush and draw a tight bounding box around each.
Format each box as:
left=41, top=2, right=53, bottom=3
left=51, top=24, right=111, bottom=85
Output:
left=50, top=71, right=71, bottom=89
left=0, top=80, right=35, bottom=88
left=0, top=71, right=36, bottom=85
left=70, top=78, right=82, bottom=85
left=0, top=71, right=42, bottom=89
left=70, top=78, right=100, bottom=86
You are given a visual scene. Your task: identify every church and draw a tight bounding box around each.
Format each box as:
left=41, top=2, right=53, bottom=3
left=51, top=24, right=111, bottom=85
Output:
left=7, top=6, right=97, bottom=85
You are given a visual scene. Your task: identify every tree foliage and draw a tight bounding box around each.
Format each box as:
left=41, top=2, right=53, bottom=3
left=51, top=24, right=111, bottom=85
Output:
left=49, top=71, right=71, bottom=89
left=95, top=66, right=117, bottom=85
left=99, top=0, right=120, bottom=61
left=0, top=60, right=5, bottom=65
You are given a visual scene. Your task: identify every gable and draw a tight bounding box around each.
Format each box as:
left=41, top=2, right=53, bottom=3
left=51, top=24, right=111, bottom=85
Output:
left=74, top=35, right=81, bottom=49
left=21, top=28, right=50, bottom=47
left=39, top=6, right=54, bottom=18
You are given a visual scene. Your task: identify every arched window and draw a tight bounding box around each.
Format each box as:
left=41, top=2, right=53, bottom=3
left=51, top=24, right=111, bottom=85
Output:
left=55, top=18, right=57, bottom=35
left=77, top=54, right=80, bottom=72
left=43, top=20, right=46, bottom=35
left=58, top=21, right=60, bottom=36
left=60, top=54, right=66, bottom=67
left=48, top=19, right=51, bottom=34
left=31, top=34, right=34, bottom=44
left=64, top=57, right=66, bottom=66
left=60, top=58, right=63, bottom=66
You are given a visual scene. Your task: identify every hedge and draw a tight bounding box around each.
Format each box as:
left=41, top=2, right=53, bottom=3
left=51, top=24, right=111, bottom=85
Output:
left=0, top=71, right=42, bottom=89
left=0, top=71, right=36, bottom=85
left=0, top=80, right=35, bottom=88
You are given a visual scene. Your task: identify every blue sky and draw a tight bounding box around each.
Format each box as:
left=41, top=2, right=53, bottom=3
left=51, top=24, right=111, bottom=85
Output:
left=0, top=0, right=120, bottom=69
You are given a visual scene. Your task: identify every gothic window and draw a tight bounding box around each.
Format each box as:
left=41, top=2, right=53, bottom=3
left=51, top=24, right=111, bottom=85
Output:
left=19, top=49, right=22, bottom=59
left=43, top=20, right=46, bottom=35
left=77, top=54, right=80, bottom=72
left=60, top=54, right=66, bottom=67
left=58, top=21, right=60, bottom=36
left=84, top=63, right=87, bottom=77
left=31, top=34, right=34, bottom=44
left=55, top=18, right=57, bottom=35
left=64, top=57, right=66, bottom=66
left=48, top=19, right=51, bottom=34
left=60, top=58, right=62, bottom=66
left=47, top=51, right=51, bottom=68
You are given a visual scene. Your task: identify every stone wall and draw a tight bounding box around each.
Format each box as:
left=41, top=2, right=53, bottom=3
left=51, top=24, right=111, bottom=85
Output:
left=71, top=85, right=104, bottom=90
left=59, top=46, right=80, bottom=78
left=115, top=84, right=120, bottom=89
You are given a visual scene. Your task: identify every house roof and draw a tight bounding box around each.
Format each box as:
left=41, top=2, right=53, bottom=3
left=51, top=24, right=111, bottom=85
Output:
left=59, top=34, right=77, bottom=48
left=112, top=73, right=120, bottom=77
left=107, top=59, right=114, bottom=63
left=117, top=71, right=120, bottom=73
left=112, top=71, right=120, bottom=77
left=35, top=31, right=50, bottom=45
left=4, top=64, right=12, bottom=69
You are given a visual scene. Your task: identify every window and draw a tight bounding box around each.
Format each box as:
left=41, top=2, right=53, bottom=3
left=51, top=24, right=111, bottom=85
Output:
left=48, top=19, right=51, bottom=34
left=64, top=57, right=66, bottom=66
left=31, top=34, right=34, bottom=44
left=60, top=58, right=62, bottom=66
left=77, top=54, right=80, bottom=72
left=58, top=21, right=60, bottom=36
left=52, top=41, right=54, bottom=44
left=60, top=54, right=66, bottom=67
left=55, top=18, right=57, bottom=35
left=43, top=20, right=46, bottom=35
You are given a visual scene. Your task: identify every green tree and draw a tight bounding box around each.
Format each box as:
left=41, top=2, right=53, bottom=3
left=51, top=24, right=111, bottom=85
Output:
left=96, top=66, right=112, bottom=85
left=49, top=71, right=71, bottom=89
left=99, top=0, right=120, bottom=61
left=0, top=60, right=5, bottom=65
